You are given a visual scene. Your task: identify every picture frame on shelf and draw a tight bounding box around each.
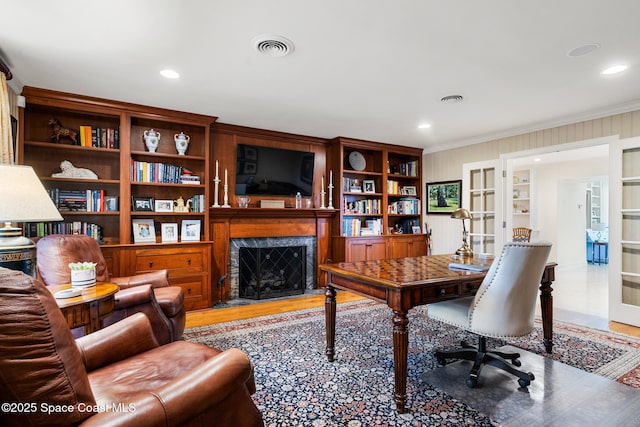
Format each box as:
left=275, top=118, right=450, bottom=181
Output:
left=132, top=219, right=156, bottom=243
left=181, top=219, right=201, bottom=242
left=411, top=226, right=422, bottom=234
left=363, top=179, right=376, bottom=193
left=401, top=186, right=417, bottom=196
left=161, top=223, right=179, bottom=243
left=132, top=196, right=154, bottom=212
left=426, top=180, right=461, bottom=214
left=104, top=196, right=119, bottom=212
left=155, top=199, right=174, bottom=212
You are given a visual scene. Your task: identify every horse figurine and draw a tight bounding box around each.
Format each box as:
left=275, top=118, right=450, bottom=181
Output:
left=48, top=118, right=79, bottom=145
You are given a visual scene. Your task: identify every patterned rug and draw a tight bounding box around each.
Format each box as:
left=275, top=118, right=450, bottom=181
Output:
left=184, top=300, right=640, bottom=426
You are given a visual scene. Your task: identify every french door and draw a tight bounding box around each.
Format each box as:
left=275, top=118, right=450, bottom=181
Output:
left=462, top=159, right=504, bottom=255
left=609, top=136, right=640, bottom=326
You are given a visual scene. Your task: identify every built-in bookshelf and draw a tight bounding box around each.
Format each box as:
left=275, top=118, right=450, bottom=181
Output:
left=18, top=87, right=215, bottom=245
left=330, top=137, right=425, bottom=261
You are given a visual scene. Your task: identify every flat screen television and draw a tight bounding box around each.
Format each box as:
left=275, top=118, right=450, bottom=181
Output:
left=235, top=144, right=315, bottom=196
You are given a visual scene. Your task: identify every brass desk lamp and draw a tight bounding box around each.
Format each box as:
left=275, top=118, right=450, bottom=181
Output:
left=451, top=208, right=473, bottom=257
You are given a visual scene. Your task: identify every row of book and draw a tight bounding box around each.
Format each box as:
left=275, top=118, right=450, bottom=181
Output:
left=387, top=180, right=418, bottom=196
left=343, top=197, right=381, bottom=215
left=78, top=126, right=120, bottom=149
left=23, top=221, right=103, bottom=241
left=131, top=160, right=193, bottom=184
left=188, top=194, right=206, bottom=213
left=389, top=160, right=418, bottom=177
left=49, top=189, right=116, bottom=212
left=388, top=198, right=421, bottom=215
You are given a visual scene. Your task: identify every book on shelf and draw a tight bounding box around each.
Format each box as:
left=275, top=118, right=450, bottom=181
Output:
left=48, top=188, right=110, bottom=212
left=131, top=160, right=184, bottom=184
left=23, top=221, right=103, bottom=241
left=78, top=125, right=120, bottom=149
left=342, top=218, right=361, bottom=237
left=180, top=174, right=201, bottom=184
left=388, top=198, right=421, bottom=215
left=343, top=197, right=381, bottom=215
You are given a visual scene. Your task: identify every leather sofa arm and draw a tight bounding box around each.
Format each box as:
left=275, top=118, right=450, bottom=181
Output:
left=111, top=270, right=169, bottom=290
left=76, top=313, right=159, bottom=372
left=111, top=284, right=156, bottom=309
left=78, top=348, right=258, bottom=427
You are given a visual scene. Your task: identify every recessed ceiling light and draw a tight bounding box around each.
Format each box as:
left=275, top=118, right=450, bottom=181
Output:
left=567, top=43, right=600, bottom=57
left=418, top=123, right=431, bottom=129
left=533, top=158, right=542, bottom=162
left=160, top=69, right=180, bottom=79
left=601, top=64, right=628, bottom=75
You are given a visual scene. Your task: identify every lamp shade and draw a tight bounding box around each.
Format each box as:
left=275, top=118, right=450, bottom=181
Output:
left=450, top=208, right=472, bottom=220
left=0, top=165, right=63, bottom=223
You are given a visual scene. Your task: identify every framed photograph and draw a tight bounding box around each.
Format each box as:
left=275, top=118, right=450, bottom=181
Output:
left=161, top=223, right=178, bottom=243
left=411, top=226, right=422, bottom=234
left=132, top=196, right=154, bottom=212
left=241, top=161, right=257, bottom=174
left=132, top=219, right=156, bottom=243
left=155, top=199, right=174, bottom=212
left=104, top=196, right=119, bottom=212
left=426, top=180, right=461, bottom=214
left=401, top=186, right=417, bottom=196
left=242, top=146, right=258, bottom=161
left=181, top=219, right=201, bottom=242
left=363, top=180, right=376, bottom=193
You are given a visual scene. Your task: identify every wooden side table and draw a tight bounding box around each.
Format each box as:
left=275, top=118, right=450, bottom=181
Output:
left=50, top=283, right=119, bottom=335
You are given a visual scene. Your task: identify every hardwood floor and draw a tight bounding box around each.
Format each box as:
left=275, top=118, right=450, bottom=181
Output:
left=185, top=291, right=364, bottom=328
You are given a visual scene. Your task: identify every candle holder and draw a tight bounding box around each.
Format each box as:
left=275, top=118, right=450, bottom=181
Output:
left=327, top=182, right=334, bottom=209
left=320, top=188, right=326, bottom=209
left=212, top=176, right=221, bottom=207
left=222, top=183, right=230, bottom=208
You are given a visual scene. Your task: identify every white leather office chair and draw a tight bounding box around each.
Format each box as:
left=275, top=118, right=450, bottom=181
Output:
left=427, top=241, right=552, bottom=388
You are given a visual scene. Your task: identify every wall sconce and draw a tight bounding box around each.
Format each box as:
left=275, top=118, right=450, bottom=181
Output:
left=451, top=208, right=473, bottom=257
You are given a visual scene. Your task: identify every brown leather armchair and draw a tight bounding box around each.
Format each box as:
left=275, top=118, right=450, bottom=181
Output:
left=0, top=267, right=263, bottom=427
left=36, top=234, right=185, bottom=345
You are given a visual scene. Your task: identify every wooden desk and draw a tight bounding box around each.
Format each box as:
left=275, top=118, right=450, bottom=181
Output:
left=50, top=283, right=119, bottom=334
left=320, top=254, right=557, bottom=413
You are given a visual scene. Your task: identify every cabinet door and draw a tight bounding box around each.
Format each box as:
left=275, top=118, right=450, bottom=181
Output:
left=609, top=136, right=640, bottom=326
left=346, top=238, right=387, bottom=261
left=389, top=236, right=427, bottom=259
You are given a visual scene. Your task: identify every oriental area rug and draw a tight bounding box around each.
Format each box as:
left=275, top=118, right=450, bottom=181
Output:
left=184, top=300, right=640, bottom=426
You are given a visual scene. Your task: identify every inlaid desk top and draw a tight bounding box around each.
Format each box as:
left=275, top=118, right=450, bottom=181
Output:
left=321, top=254, right=492, bottom=288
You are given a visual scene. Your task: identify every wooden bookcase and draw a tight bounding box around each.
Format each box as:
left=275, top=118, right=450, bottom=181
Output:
left=329, top=137, right=426, bottom=262
left=17, top=87, right=216, bottom=309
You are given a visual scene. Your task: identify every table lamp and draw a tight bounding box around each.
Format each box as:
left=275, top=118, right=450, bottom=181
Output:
left=0, top=164, right=63, bottom=276
left=451, top=208, right=473, bottom=257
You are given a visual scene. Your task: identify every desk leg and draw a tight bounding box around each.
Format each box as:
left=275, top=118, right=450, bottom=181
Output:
left=392, top=310, right=409, bottom=414
left=325, top=285, right=336, bottom=362
left=539, top=266, right=556, bottom=353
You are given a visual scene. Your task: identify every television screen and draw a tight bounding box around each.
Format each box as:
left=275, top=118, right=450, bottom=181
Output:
left=235, top=144, right=315, bottom=196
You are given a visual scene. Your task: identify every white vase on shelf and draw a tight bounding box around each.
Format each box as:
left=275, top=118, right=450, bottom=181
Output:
left=143, top=129, right=160, bottom=153
left=174, top=132, right=190, bottom=155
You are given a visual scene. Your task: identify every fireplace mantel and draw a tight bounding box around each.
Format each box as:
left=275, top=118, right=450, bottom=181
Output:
left=209, top=208, right=337, bottom=302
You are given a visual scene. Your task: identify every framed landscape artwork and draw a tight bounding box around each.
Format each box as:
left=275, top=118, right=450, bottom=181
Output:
left=426, top=180, right=461, bottom=214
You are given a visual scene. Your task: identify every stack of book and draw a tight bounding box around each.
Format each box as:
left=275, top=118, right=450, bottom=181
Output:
left=48, top=189, right=108, bottom=212
left=180, top=174, right=201, bottom=184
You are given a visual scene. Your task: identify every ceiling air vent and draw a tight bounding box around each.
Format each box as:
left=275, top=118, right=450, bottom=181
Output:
left=252, top=34, right=295, bottom=58
left=441, top=95, right=464, bottom=103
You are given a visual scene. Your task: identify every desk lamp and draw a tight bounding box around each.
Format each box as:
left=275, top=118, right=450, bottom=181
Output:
left=451, top=208, right=473, bottom=257
left=0, top=165, right=63, bottom=276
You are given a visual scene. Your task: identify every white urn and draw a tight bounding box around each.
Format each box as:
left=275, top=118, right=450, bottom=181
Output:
left=143, top=129, right=161, bottom=153
left=174, top=132, right=190, bottom=155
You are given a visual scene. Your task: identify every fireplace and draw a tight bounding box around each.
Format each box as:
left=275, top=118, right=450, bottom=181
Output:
left=239, top=246, right=306, bottom=300
left=229, top=236, right=316, bottom=300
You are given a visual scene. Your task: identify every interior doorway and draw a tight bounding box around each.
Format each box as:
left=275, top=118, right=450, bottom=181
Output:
left=503, top=139, right=612, bottom=325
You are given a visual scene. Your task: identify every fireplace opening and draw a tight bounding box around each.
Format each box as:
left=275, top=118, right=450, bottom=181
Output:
left=239, top=246, right=306, bottom=300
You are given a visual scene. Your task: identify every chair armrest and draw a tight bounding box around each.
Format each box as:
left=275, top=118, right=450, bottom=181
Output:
left=113, top=284, right=155, bottom=309
left=76, top=313, right=159, bottom=372
left=111, top=270, right=169, bottom=290
left=78, top=348, right=256, bottom=427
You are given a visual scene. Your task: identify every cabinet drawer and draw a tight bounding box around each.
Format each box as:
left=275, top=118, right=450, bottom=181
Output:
left=461, top=279, right=483, bottom=296
left=170, top=275, right=210, bottom=311
left=421, top=283, right=460, bottom=300
left=134, top=249, right=204, bottom=274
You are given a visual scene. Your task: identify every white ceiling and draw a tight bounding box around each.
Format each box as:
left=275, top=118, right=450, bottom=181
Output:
left=2, top=0, right=640, bottom=153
